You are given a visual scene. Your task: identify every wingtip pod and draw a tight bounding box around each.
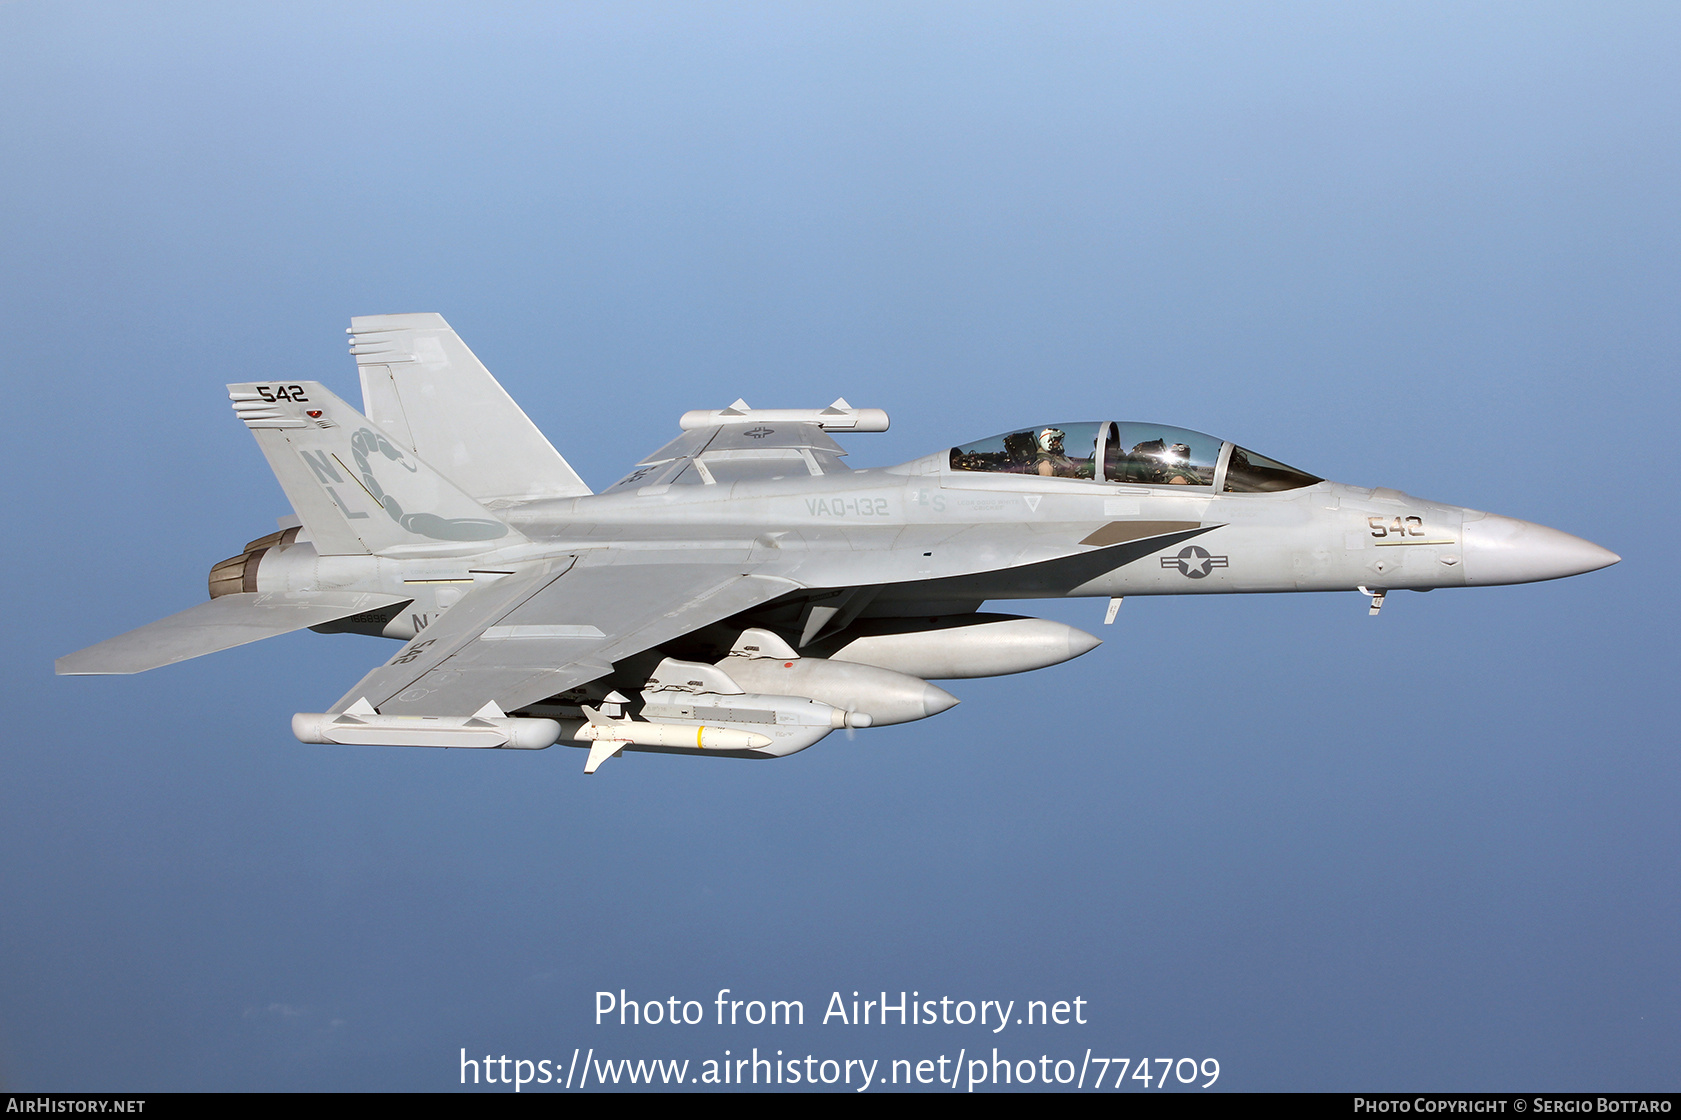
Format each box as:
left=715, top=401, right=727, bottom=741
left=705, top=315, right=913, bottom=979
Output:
left=678, top=403, right=890, bottom=432
left=292, top=708, right=560, bottom=749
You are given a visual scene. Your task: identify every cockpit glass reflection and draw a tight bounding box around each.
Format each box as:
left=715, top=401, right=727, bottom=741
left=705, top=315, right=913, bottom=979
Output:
left=948, top=421, right=1321, bottom=493
left=1103, top=424, right=1220, bottom=485
left=1223, top=447, right=1321, bottom=493
left=949, top=422, right=1103, bottom=479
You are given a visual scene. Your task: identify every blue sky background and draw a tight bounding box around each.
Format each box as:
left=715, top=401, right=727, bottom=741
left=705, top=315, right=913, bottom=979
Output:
left=2, top=1, right=1676, bottom=1092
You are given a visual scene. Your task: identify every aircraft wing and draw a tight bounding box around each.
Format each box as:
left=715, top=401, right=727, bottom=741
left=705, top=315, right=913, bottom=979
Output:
left=331, top=556, right=800, bottom=716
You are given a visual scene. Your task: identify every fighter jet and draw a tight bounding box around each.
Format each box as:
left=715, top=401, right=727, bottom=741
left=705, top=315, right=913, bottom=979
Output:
left=56, top=313, right=1620, bottom=772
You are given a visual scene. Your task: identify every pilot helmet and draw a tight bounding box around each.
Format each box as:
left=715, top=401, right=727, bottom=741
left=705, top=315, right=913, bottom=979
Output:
left=1038, top=427, right=1066, bottom=452
left=1168, top=443, right=1191, bottom=463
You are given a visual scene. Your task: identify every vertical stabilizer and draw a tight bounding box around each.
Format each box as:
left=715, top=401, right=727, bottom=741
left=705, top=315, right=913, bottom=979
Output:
left=347, top=313, right=592, bottom=504
left=229, top=381, right=526, bottom=556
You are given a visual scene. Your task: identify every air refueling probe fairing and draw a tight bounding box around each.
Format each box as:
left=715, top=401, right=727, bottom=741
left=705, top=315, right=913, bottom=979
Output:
left=58, top=314, right=1619, bottom=772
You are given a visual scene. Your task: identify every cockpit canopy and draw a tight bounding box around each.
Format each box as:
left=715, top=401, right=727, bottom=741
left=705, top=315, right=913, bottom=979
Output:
left=948, top=421, right=1321, bottom=493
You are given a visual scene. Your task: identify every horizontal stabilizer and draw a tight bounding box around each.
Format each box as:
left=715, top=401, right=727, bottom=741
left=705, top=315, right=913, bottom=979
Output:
left=55, top=591, right=411, bottom=675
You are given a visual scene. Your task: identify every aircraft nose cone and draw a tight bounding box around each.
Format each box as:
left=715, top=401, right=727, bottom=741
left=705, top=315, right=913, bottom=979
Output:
left=1461, top=513, right=1620, bottom=586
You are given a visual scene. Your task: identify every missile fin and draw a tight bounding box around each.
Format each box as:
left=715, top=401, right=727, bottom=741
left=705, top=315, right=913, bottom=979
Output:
left=584, top=738, right=626, bottom=774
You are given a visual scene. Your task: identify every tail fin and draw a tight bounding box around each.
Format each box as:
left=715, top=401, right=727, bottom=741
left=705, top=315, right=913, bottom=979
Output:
left=347, top=313, right=592, bottom=503
left=229, top=380, right=527, bottom=556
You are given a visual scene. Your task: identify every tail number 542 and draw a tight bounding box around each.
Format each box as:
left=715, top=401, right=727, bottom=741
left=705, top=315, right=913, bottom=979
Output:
left=255, top=384, right=310, bottom=403
left=1370, top=516, right=1424, bottom=538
